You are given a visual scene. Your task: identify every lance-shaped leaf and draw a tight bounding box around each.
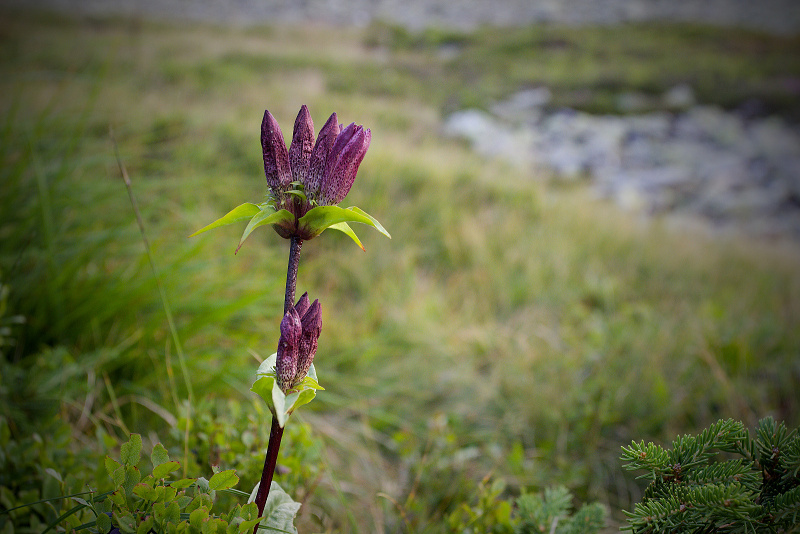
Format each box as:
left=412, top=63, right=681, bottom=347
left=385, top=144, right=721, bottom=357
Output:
left=236, top=208, right=295, bottom=253
left=297, top=205, right=391, bottom=241
left=327, top=222, right=365, bottom=251
left=189, top=203, right=261, bottom=237
left=349, top=206, right=390, bottom=239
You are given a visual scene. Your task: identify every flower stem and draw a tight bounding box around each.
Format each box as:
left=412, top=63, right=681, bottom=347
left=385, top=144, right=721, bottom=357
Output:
left=253, top=236, right=303, bottom=528
left=253, top=417, right=284, bottom=527
left=283, top=237, right=303, bottom=314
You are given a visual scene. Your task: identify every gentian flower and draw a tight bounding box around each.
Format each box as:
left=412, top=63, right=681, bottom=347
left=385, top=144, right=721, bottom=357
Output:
left=190, top=105, right=389, bottom=251
left=262, top=106, right=372, bottom=239
left=275, top=292, right=322, bottom=392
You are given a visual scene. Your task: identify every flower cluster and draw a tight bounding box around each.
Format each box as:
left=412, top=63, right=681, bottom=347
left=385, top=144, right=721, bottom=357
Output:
left=262, top=105, right=371, bottom=239
left=275, top=292, right=322, bottom=392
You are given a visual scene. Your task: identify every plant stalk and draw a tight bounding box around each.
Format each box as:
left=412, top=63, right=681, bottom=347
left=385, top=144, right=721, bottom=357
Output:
left=283, top=237, right=303, bottom=315
left=253, top=236, right=303, bottom=527
left=253, top=417, right=285, bottom=526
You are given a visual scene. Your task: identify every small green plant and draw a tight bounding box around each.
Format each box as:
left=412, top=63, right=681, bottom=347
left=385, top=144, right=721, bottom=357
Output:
left=514, top=486, right=607, bottom=534
left=621, top=417, right=800, bottom=532
left=64, top=433, right=299, bottom=533
left=445, top=480, right=606, bottom=534
left=0, top=432, right=299, bottom=533
left=445, top=478, right=514, bottom=534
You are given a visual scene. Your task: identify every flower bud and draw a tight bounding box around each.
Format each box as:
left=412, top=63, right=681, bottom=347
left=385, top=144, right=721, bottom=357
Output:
left=320, top=124, right=371, bottom=206
left=289, top=105, right=314, bottom=185
left=276, top=308, right=301, bottom=392
left=297, top=299, right=321, bottom=380
left=305, top=112, right=339, bottom=200
left=261, top=110, right=292, bottom=191
left=294, top=292, right=310, bottom=319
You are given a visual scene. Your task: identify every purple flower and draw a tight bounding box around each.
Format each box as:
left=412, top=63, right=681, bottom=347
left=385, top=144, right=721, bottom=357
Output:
left=261, top=105, right=371, bottom=238
left=275, top=292, right=322, bottom=392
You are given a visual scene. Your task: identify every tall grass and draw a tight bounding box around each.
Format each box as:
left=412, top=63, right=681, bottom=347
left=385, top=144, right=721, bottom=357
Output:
left=1, top=11, right=798, bottom=532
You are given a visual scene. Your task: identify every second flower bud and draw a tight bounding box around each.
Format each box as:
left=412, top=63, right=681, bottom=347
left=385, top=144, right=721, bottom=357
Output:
left=276, top=292, right=322, bottom=392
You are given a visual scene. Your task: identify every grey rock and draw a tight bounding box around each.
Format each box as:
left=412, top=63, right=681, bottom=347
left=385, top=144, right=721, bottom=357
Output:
left=444, top=89, right=800, bottom=240
left=663, top=84, right=696, bottom=109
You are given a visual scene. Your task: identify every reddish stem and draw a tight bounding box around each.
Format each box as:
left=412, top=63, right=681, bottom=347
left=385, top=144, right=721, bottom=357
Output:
left=253, top=236, right=303, bottom=530
left=252, top=418, right=284, bottom=529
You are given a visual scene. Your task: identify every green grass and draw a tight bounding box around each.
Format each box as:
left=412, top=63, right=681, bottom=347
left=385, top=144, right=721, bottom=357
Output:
left=1, top=10, right=799, bottom=532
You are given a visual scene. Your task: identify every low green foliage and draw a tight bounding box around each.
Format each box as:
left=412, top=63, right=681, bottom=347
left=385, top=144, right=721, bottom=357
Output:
left=30, top=433, right=299, bottom=534
left=515, top=486, right=606, bottom=534
left=622, top=417, right=800, bottom=532
left=445, top=481, right=607, bottom=534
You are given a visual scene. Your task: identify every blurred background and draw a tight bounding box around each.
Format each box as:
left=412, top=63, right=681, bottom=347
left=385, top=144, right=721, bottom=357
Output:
left=1, top=0, right=799, bottom=532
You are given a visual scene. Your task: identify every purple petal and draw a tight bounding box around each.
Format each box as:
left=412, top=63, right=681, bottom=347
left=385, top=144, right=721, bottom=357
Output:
left=294, top=292, right=310, bottom=318
left=289, top=105, right=315, bottom=185
left=306, top=112, right=339, bottom=199
left=261, top=110, right=292, bottom=190
left=328, top=123, right=358, bottom=168
left=276, top=308, right=302, bottom=391
left=297, top=299, right=322, bottom=380
left=321, top=126, right=371, bottom=205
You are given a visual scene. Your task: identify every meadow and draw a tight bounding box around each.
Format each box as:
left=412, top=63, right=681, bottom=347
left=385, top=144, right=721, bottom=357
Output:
left=1, top=10, right=799, bottom=532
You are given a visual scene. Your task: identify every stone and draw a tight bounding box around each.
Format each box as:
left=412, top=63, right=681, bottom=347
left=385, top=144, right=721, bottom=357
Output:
left=444, top=88, right=800, bottom=240
left=663, top=84, right=696, bottom=109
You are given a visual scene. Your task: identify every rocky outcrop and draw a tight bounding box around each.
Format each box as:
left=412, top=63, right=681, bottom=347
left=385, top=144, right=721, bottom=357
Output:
left=444, top=88, right=800, bottom=239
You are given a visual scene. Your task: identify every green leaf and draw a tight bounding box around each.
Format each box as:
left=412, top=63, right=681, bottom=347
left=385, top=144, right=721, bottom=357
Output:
left=237, top=208, right=294, bottom=253
left=349, top=206, right=391, bottom=239
left=327, top=222, right=365, bottom=251
left=122, top=466, right=141, bottom=497
left=297, top=369, right=324, bottom=391
left=170, top=478, right=195, bottom=490
left=95, top=512, right=112, bottom=532
left=153, top=502, right=167, bottom=523
left=189, top=203, right=261, bottom=237
left=247, top=481, right=300, bottom=534
left=307, top=362, right=319, bottom=383
left=109, top=491, right=126, bottom=507
left=271, top=380, right=289, bottom=428
left=133, top=483, right=158, bottom=502
left=251, top=354, right=323, bottom=428
left=113, top=511, right=136, bottom=534
left=160, top=485, right=177, bottom=504
left=153, top=461, right=181, bottom=479
left=105, top=457, right=124, bottom=487
left=196, top=477, right=211, bottom=493
left=208, top=470, right=239, bottom=491
left=164, top=501, right=181, bottom=523
left=251, top=374, right=277, bottom=410
left=137, top=516, right=155, bottom=534
left=190, top=507, right=210, bottom=528
left=298, top=205, right=390, bottom=240
left=286, top=189, right=307, bottom=201
left=120, top=434, right=142, bottom=466
left=72, top=497, right=90, bottom=508
left=151, top=443, right=170, bottom=467
left=289, top=388, right=317, bottom=414
left=235, top=517, right=262, bottom=534
left=44, top=468, right=62, bottom=483
left=238, top=503, right=259, bottom=521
